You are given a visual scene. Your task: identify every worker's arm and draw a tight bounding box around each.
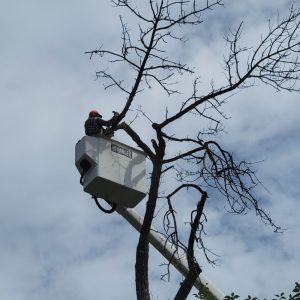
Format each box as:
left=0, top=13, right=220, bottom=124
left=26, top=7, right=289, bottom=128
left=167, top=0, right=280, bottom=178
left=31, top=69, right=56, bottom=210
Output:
left=99, top=111, right=119, bottom=126
left=101, top=112, right=120, bottom=137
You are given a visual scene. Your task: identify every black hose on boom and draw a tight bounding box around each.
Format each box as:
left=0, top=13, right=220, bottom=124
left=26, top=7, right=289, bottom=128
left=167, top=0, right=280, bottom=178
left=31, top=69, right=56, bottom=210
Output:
left=92, top=196, right=116, bottom=214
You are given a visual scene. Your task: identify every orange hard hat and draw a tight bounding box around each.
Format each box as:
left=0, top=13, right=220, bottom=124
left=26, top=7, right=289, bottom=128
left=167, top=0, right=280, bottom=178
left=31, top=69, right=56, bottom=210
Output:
left=89, top=109, right=102, bottom=118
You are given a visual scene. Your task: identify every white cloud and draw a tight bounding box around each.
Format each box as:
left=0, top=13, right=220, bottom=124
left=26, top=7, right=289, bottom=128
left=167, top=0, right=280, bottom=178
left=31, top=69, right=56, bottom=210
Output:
left=0, top=1, right=299, bottom=299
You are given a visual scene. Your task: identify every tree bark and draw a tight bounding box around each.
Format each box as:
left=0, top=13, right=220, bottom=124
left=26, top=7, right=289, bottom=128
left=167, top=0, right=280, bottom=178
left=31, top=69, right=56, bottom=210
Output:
left=174, top=266, right=201, bottom=300
left=135, top=162, right=162, bottom=300
left=174, top=192, right=207, bottom=299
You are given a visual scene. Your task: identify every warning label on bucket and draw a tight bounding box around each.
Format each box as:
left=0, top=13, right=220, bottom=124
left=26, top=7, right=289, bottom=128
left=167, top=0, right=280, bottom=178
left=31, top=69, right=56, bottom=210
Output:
left=111, top=143, right=132, bottom=159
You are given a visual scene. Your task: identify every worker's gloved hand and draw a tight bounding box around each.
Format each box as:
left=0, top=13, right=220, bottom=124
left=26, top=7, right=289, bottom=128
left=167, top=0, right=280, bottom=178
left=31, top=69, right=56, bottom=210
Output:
left=104, top=127, right=114, bottom=138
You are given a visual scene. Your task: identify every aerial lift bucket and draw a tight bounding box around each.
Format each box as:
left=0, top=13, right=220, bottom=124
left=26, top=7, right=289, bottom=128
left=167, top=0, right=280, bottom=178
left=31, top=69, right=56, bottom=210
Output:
left=75, top=135, right=147, bottom=208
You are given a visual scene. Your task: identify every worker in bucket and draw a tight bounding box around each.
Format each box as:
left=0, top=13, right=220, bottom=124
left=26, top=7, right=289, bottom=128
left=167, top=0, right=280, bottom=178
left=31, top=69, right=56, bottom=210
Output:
left=85, top=109, right=119, bottom=137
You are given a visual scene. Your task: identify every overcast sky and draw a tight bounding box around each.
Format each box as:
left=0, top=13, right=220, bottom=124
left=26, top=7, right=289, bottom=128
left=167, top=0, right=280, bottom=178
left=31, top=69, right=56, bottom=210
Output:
left=0, top=1, right=299, bottom=299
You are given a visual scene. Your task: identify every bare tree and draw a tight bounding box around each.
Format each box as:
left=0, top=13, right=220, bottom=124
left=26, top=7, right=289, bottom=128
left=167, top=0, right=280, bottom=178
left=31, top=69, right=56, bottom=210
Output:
left=86, top=1, right=300, bottom=299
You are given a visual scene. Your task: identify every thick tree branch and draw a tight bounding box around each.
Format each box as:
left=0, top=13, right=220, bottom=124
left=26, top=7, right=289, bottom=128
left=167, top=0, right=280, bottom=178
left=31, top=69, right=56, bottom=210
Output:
left=162, top=146, right=205, bottom=164
left=174, top=191, right=207, bottom=300
left=116, top=122, right=155, bottom=160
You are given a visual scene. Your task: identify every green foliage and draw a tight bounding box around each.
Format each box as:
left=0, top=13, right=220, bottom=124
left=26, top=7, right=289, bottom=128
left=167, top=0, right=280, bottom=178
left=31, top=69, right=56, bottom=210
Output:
left=194, top=282, right=300, bottom=300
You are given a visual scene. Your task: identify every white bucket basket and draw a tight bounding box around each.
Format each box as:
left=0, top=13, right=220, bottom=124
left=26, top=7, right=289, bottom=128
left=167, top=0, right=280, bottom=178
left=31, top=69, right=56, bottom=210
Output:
left=75, top=135, right=147, bottom=208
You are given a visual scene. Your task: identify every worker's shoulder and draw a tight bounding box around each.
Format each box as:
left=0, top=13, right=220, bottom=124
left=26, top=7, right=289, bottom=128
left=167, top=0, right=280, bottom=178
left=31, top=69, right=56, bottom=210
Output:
left=85, top=117, right=103, bottom=123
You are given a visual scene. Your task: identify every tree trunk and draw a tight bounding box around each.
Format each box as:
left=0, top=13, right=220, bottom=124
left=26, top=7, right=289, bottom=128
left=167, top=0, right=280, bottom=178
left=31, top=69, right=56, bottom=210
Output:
left=135, top=163, right=162, bottom=300
left=173, top=264, right=201, bottom=300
